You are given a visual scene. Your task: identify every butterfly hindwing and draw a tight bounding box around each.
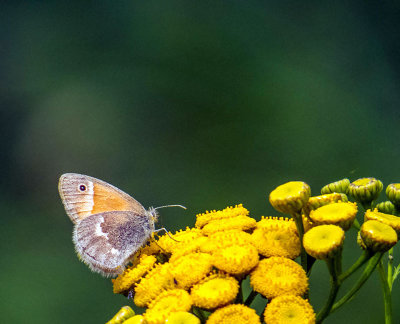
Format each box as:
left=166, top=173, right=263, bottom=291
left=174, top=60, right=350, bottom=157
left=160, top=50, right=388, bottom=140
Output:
left=73, top=211, right=154, bottom=276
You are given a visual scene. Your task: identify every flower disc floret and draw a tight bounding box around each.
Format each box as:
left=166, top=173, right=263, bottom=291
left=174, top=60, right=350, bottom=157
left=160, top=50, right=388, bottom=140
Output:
left=264, top=295, right=316, bottom=324
left=206, top=304, right=261, bottom=324
left=256, top=216, right=297, bottom=232
left=321, top=178, right=350, bottom=195
left=349, top=177, right=383, bottom=205
left=269, top=181, right=311, bottom=215
left=250, top=257, right=308, bottom=299
left=360, top=220, right=397, bottom=252
left=169, top=252, right=213, bottom=289
left=144, top=289, right=192, bottom=324
left=212, top=243, right=259, bottom=275
left=201, top=215, right=256, bottom=235
left=195, top=204, right=249, bottom=228
left=112, top=255, right=157, bottom=294
left=191, top=273, right=239, bottom=309
left=364, top=209, right=400, bottom=234
left=251, top=227, right=300, bottom=259
left=303, top=225, right=344, bottom=260
left=134, top=263, right=175, bottom=307
left=309, top=202, right=357, bottom=230
left=200, top=230, right=252, bottom=253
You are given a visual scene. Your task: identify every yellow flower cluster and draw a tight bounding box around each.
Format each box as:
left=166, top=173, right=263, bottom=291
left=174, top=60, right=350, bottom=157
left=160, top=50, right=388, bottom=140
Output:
left=110, top=204, right=313, bottom=323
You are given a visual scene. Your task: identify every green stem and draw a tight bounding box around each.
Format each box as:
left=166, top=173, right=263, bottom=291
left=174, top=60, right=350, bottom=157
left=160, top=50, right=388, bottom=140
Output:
left=388, top=248, right=394, bottom=291
left=378, top=260, right=393, bottom=324
left=316, top=256, right=341, bottom=324
left=339, top=250, right=374, bottom=282
left=235, top=281, right=243, bottom=303
left=293, top=212, right=307, bottom=271
left=192, top=307, right=207, bottom=323
left=352, top=218, right=361, bottom=230
left=244, top=290, right=258, bottom=306
left=331, top=252, right=383, bottom=313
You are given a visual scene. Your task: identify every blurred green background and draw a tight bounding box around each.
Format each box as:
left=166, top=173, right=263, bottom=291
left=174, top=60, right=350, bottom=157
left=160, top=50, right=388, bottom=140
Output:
left=1, top=1, right=399, bottom=323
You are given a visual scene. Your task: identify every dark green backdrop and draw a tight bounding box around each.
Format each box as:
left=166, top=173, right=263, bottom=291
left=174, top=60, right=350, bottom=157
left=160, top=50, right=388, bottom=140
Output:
left=1, top=1, right=399, bottom=323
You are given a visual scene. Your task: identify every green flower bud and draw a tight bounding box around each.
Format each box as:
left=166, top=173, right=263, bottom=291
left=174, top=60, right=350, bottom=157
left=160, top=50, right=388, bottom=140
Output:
left=321, top=179, right=350, bottom=195
left=348, top=178, right=383, bottom=206
left=386, top=183, right=400, bottom=207
left=375, top=201, right=396, bottom=215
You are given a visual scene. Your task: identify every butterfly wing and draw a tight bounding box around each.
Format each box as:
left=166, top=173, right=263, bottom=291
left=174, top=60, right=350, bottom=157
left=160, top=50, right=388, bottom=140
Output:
left=58, top=173, right=147, bottom=224
left=73, top=211, right=154, bottom=277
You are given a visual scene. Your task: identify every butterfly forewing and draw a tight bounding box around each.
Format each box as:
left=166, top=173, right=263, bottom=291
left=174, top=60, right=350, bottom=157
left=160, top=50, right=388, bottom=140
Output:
left=73, top=211, right=154, bottom=276
left=58, top=173, right=147, bottom=224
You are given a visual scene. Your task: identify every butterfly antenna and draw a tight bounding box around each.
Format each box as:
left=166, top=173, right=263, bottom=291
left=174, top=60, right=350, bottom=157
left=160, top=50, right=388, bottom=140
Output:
left=154, top=204, right=187, bottom=210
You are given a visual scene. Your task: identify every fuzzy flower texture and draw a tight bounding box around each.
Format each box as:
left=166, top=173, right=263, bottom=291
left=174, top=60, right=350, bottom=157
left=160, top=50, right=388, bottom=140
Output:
left=106, top=178, right=400, bottom=324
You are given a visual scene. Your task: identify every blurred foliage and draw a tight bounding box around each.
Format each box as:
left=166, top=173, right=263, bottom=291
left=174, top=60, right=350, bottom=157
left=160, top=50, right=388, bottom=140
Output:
left=1, top=1, right=400, bottom=323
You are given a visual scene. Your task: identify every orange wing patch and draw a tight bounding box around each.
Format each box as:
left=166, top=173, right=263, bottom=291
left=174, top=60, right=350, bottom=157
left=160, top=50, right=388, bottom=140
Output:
left=91, top=182, right=139, bottom=215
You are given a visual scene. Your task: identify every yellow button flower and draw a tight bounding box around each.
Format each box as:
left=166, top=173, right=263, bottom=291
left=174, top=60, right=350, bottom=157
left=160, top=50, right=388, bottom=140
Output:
left=256, top=216, right=297, bottom=232
left=195, top=204, right=249, bottom=228
left=303, top=225, right=344, bottom=260
left=321, top=178, right=350, bottom=195
left=169, top=252, right=213, bottom=289
left=211, top=243, right=259, bottom=275
left=251, top=227, right=300, bottom=259
left=303, top=193, right=348, bottom=216
left=250, top=257, right=308, bottom=299
left=106, top=306, right=134, bottom=324
left=269, top=181, right=311, bottom=215
left=112, top=255, right=157, bottom=294
left=134, top=263, right=175, bottom=307
left=157, top=227, right=203, bottom=254
left=165, top=312, right=200, bottom=324
left=264, top=294, right=316, bottom=324
left=191, top=273, right=239, bottom=309
left=201, top=215, right=256, bottom=235
left=309, top=202, right=357, bottom=231
left=200, top=230, right=252, bottom=254
left=144, top=289, right=192, bottom=324
left=349, top=177, right=383, bottom=205
left=205, top=304, right=261, bottom=324
left=364, top=209, right=400, bottom=234
left=359, top=220, right=398, bottom=252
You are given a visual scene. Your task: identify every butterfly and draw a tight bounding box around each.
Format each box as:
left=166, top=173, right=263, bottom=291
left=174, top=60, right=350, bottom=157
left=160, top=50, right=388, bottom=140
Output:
left=58, top=173, right=184, bottom=277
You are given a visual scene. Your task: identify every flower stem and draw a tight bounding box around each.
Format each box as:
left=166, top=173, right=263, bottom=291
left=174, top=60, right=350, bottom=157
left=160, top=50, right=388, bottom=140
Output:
left=331, top=252, right=383, bottom=313
left=192, top=307, right=207, bottom=323
left=316, top=255, right=341, bottom=323
left=244, top=290, right=258, bottom=306
left=388, top=248, right=394, bottom=291
left=378, top=260, right=393, bottom=324
left=293, top=212, right=307, bottom=271
left=352, top=218, right=361, bottom=230
left=339, top=250, right=374, bottom=282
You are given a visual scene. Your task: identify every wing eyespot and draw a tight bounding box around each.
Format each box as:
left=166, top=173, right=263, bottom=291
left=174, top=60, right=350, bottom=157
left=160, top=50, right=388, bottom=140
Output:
left=79, top=184, right=87, bottom=191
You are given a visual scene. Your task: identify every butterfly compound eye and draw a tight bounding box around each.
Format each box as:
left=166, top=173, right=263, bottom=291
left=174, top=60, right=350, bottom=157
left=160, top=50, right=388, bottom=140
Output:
left=79, top=184, right=86, bottom=191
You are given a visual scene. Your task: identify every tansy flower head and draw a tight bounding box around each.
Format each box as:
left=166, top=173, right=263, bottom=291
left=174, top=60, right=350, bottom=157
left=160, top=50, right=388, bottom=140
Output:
left=264, top=295, right=316, bottom=324
left=359, top=220, right=398, bottom=252
left=169, top=236, right=209, bottom=262
left=250, top=257, right=308, bottom=299
left=206, top=304, right=261, bottom=324
left=257, top=216, right=297, bottom=232
left=112, top=255, right=157, bottom=294
left=211, top=243, right=259, bottom=275
left=106, top=306, right=135, bottom=324
left=303, top=225, right=344, bottom=260
left=349, top=177, right=383, bottom=205
left=321, top=178, right=350, bottom=195
left=269, top=181, right=311, bottom=215
left=200, top=230, right=252, bottom=254
left=309, top=202, right=357, bottom=231
left=364, top=209, right=400, bottom=234
left=157, top=227, right=203, bottom=254
left=386, top=183, right=400, bottom=207
left=251, top=227, right=300, bottom=259
left=201, top=215, right=256, bottom=235
left=376, top=201, right=396, bottom=215
left=144, top=289, right=192, bottom=324
left=134, top=263, right=175, bottom=307
left=169, top=252, right=213, bottom=289
left=190, top=273, right=239, bottom=309
left=165, top=312, right=200, bottom=324
left=195, top=204, right=249, bottom=229
left=303, top=193, right=348, bottom=216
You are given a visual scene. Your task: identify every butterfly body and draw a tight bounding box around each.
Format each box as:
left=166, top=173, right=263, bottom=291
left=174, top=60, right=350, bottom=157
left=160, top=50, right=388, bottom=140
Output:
left=58, top=173, right=158, bottom=277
